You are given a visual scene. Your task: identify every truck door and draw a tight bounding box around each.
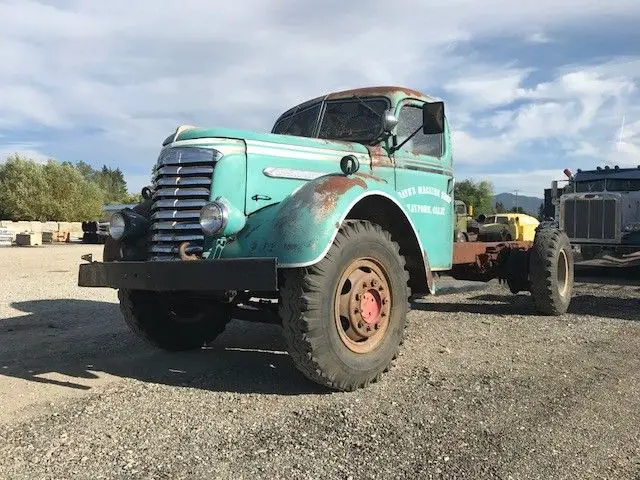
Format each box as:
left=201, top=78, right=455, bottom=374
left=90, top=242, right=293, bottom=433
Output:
left=393, top=99, right=454, bottom=270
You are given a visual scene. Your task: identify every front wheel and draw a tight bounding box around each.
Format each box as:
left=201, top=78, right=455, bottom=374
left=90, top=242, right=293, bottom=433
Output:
left=118, top=289, right=232, bottom=351
left=279, top=220, right=411, bottom=391
left=529, top=227, right=574, bottom=315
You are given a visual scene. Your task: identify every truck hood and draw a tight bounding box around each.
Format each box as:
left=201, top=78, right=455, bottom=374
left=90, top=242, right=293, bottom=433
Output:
left=174, top=127, right=370, bottom=154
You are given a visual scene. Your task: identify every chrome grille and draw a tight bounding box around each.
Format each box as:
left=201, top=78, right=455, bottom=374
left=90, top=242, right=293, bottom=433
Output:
left=148, top=148, right=217, bottom=261
left=562, top=196, right=618, bottom=241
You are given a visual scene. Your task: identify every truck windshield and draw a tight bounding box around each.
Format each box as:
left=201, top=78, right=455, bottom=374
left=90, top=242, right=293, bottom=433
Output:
left=317, top=98, right=388, bottom=143
left=606, top=179, right=640, bottom=191
left=272, top=97, right=389, bottom=143
left=574, top=180, right=605, bottom=192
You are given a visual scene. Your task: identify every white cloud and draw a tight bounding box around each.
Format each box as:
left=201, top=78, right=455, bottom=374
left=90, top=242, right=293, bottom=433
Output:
left=0, top=144, right=50, bottom=164
left=0, top=0, right=639, bottom=190
left=467, top=169, right=566, bottom=198
left=445, top=62, right=640, bottom=173
left=444, top=67, right=532, bottom=110
left=525, top=31, right=553, bottom=44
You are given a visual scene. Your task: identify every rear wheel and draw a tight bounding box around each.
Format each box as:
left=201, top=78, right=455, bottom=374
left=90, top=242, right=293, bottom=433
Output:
left=279, top=220, right=411, bottom=391
left=529, top=227, right=574, bottom=315
left=118, top=289, right=232, bottom=351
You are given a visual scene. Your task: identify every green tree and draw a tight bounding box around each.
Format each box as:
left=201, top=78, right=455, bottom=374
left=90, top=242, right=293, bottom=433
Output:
left=510, top=206, right=525, bottom=214
left=455, top=179, right=494, bottom=216
left=0, top=155, right=50, bottom=221
left=538, top=203, right=546, bottom=220
left=0, top=155, right=104, bottom=221
left=494, top=201, right=506, bottom=213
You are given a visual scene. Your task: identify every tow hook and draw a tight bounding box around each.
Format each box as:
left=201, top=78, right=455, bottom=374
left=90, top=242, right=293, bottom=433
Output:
left=178, top=242, right=200, bottom=261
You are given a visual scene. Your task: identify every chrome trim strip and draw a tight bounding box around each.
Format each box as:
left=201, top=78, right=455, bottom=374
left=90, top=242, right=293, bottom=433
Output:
left=154, top=187, right=210, bottom=198
left=155, top=177, right=212, bottom=187
left=152, top=222, right=201, bottom=231
left=151, top=210, right=201, bottom=220
left=151, top=234, right=204, bottom=242
left=157, top=165, right=214, bottom=176
left=262, top=167, right=326, bottom=181
left=152, top=199, right=208, bottom=209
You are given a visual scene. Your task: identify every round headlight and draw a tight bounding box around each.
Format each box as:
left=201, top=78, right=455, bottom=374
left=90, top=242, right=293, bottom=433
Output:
left=200, top=202, right=228, bottom=235
left=109, top=212, right=126, bottom=240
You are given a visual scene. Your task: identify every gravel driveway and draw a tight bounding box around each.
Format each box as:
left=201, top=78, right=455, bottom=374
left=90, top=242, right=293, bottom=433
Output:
left=0, top=245, right=638, bottom=479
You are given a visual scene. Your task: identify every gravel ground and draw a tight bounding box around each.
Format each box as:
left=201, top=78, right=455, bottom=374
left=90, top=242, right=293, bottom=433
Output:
left=0, top=244, right=639, bottom=479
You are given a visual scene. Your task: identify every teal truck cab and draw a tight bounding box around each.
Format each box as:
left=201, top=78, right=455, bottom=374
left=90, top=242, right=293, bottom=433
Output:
left=79, top=86, right=574, bottom=391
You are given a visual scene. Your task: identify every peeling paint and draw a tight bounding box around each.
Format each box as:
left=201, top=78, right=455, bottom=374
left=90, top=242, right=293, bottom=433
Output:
left=355, top=171, right=387, bottom=184
left=313, top=176, right=367, bottom=219
left=366, top=145, right=393, bottom=168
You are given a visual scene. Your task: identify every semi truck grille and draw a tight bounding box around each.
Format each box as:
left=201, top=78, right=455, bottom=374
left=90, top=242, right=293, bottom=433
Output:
left=562, top=197, right=617, bottom=241
left=148, top=149, right=216, bottom=261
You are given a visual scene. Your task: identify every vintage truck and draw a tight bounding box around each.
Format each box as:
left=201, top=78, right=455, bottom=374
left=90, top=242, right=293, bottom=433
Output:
left=453, top=200, right=476, bottom=242
left=551, top=166, right=640, bottom=260
left=78, top=86, right=574, bottom=391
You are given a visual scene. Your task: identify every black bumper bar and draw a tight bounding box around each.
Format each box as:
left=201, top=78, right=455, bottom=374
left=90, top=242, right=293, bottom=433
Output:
left=78, top=258, right=278, bottom=292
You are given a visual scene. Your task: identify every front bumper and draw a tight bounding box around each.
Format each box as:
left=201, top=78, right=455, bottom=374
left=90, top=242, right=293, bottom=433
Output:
left=78, top=258, right=278, bottom=292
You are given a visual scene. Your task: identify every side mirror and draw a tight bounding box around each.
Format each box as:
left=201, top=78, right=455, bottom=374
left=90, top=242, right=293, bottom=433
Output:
left=423, top=101, right=445, bottom=135
left=382, top=110, right=398, bottom=133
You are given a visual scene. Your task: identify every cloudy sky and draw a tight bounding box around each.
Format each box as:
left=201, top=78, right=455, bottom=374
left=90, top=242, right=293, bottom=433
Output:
left=2, top=0, right=640, bottom=198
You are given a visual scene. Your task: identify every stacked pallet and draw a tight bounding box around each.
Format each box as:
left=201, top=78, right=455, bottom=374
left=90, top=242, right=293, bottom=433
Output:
left=0, top=228, right=11, bottom=247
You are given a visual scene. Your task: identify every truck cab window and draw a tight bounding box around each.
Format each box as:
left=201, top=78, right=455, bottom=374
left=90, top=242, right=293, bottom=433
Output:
left=396, top=105, right=442, bottom=157
left=317, top=98, right=389, bottom=143
left=606, top=179, right=640, bottom=191
left=574, top=180, right=605, bottom=192
left=272, top=103, right=321, bottom=137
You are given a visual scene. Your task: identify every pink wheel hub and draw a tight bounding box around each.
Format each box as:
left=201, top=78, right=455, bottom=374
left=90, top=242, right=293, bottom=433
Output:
left=360, top=289, right=382, bottom=325
left=333, top=258, right=392, bottom=354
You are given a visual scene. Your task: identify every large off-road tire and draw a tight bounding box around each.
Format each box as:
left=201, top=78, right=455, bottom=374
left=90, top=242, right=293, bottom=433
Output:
left=279, top=220, right=411, bottom=391
left=529, top=227, right=574, bottom=315
left=118, top=289, right=232, bottom=351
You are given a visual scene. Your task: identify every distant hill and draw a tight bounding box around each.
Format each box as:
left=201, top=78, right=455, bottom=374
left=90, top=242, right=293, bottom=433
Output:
left=492, top=192, right=543, bottom=216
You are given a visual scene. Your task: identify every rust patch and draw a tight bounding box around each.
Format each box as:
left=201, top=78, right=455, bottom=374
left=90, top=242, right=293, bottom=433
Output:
left=314, top=175, right=366, bottom=196
left=451, top=241, right=533, bottom=283
left=355, top=172, right=387, bottom=184
left=366, top=145, right=393, bottom=168
left=326, top=86, right=428, bottom=101
left=423, top=250, right=435, bottom=295
left=312, top=176, right=367, bottom=220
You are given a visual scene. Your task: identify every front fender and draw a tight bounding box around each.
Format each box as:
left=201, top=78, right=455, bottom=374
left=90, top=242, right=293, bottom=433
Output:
left=220, top=173, right=405, bottom=267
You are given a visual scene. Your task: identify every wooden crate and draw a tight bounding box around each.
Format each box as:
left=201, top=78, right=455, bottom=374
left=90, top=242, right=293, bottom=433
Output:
left=16, top=232, right=42, bottom=246
left=53, top=231, right=71, bottom=243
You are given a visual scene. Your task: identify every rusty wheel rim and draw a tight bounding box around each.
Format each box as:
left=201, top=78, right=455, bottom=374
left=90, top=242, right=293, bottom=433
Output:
left=557, top=249, right=569, bottom=297
left=333, top=258, right=392, bottom=354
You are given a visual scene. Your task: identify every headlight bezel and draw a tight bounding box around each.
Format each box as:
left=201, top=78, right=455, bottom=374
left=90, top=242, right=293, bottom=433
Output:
left=199, top=201, right=229, bottom=236
left=108, top=208, right=150, bottom=241
left=109, top=212, right=126, bottom=240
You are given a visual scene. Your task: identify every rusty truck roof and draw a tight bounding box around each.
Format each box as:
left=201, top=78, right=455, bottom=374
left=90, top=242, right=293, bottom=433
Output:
left=277, top=86, right=439, bottom=120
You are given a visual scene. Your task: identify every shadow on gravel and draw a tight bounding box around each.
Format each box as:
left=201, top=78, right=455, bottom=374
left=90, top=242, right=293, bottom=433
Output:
left=1, top=299, right=328, bottom=396
left=412, top=293, right=640, bottom=322
left=575, top=264, right=640, bottom=288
